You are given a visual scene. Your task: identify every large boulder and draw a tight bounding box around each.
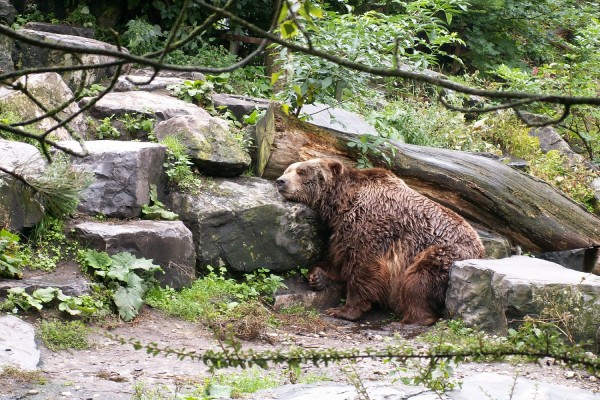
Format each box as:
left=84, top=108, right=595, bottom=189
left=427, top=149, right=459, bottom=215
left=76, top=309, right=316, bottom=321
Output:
left=446, top=256, right=600, bottom=342
left=14, top=28, right=125, bottom=90
left=167, top=177, right=326, bottom=273
left=0, top=72, right=88, bottom=140
left=114, top=74, right=202, bottom=92
left=23, top=21, right=94, bottom=38
left=58, top=140, right=166, bottom=218
left=80, top=91, right=211, bottom=123
left=70, top=220, right=196, bottom=289
left=212, top=93, right=270, bottom=121
left=0, top=0, right=16, bottom=74
left=0, top=139, right=45, bottom=231
left=0, top=315, right=40, bottom=371
left=154, top=114, right=251, bottom=177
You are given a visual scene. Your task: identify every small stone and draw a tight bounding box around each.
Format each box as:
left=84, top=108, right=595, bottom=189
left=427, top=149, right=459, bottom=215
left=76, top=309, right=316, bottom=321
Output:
left=27, top=390, right=39, bottom=395
left=60, top=392, right=72, bottom=397
left=590, top=376, right=598, bottom=382
left=564, top=371, right=576, bottom=379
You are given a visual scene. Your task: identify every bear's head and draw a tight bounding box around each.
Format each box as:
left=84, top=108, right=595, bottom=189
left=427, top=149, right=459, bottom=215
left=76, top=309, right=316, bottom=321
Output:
left=276, top=158, right=345, bottom=206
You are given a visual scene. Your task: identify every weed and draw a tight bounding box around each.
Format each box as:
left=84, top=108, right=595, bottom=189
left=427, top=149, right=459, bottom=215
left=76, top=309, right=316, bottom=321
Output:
left=159, top=135, right=202, bottom=193
left=207, top=366, right=282, bottom=397
left=0, top=365, right=46, bottom=385
left=141, top=184, right=178, bottom=221
left=118, top=113, right=155, bottom=138
left=25, top=217, right=79, bottom=272
left=146, top=266, right=286, bottom=339
left=0, top=229, right=25, bottom=278
left=81, top=249, right=162, bottom=321
left=38, top=320, right=91, bottom=351
left=95, top=116, right=120, bottom=139
left=77, top=83, right=105, bottom=100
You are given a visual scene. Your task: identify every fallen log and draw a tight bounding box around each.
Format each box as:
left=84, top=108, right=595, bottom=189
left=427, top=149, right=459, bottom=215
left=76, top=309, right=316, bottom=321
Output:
left=256, top=104, right=600, bottom=254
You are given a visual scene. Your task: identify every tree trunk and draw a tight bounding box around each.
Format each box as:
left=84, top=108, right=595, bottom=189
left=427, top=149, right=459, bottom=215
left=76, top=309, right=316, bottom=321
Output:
left=256, top=104, right=600, bottom=253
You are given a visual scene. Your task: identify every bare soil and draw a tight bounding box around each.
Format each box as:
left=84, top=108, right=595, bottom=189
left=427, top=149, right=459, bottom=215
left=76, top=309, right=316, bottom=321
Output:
left=1, top=305, right=599, bottom=400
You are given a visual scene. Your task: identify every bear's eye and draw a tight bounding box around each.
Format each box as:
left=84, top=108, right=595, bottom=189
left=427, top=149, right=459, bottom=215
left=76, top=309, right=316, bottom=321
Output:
left=296, top=168, right=307, bottom=176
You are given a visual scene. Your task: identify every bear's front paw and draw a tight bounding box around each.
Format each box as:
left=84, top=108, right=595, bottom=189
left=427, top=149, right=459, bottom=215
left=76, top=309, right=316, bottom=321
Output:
left=307, top=267, right=329, bottom=291
left=325, top=305, right=363, bottom=321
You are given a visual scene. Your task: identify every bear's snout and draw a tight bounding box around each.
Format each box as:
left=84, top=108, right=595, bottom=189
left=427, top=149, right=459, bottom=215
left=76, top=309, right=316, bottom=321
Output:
left=276, top=178, right=287, bottom=191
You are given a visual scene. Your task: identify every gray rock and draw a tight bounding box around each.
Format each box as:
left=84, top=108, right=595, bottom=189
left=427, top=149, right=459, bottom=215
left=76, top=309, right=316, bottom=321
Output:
left=58, top=140, right=166, bottom=218
left=592, top=177, right=600, bottom=215
left=0, top=0, right=15, bottom=73
left=154, top=114, right=251, bottom=177
left=251, top=382, right=438, bottom=400
left=167, top=177, right=325, bottom=273
left=476, top=228, right=512, bottom=259
left=114, top=75, right=192, bottom=92
left=0, top=72, right=88, bottom=140
left=448, top=372, right=600, bottom=400
left=0, top=0, right=16, bottom=25
left=274, top=276, right=343, bottom=312
left=537, top=247, right=599, bottom=273
left=212, top=93, right=270, bottom=121
left=0, top=261, right=90, bottom=297
left=300, top=103, right=378, bottom=135
left=0, top=315, right=40, bottom=371
left=0, top=139, right=45, bottom=231
left=23, top=22, right=94, bottom=38
left=81, top=91, right=211, bottom=123
left=446, top=256, right=600, bottom=339
left=14, top=29, right=125, bottom=90
left=70, top=220, right=196, bottom=289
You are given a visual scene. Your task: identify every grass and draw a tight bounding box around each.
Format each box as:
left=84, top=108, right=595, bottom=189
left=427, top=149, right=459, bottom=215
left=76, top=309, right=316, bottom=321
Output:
left=37, top=319, right=91, bottom=351
left=0, top=365, right=46, bottom=385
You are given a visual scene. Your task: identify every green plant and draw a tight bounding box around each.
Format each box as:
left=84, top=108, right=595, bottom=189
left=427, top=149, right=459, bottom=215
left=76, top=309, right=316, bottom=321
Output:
left=146, top=266, right=286, bottom=339
left=206, top=366, right=282, bottom=398
left=118, top=113, right=155, bottom=137
left=274, top=0, right=466, bottom=114
left=77, top=84, right=106, bottom=100
left=142, top=184, right=178, bottom=221
left=38, top=320, right=91, bottom=351
left=64, top=4, right=95, bottom=28
left=25, top=217, right=79, bottom=272
left=122, top=18, right=163, bottom=56
left=532, top=285, right=600, bottom=346
left=0, top=229, right=25, bottom=278
left=346, top=134, right=395, bottom=169
left=1, top=286, right=106, bottom=318
left=95, top=116, right=120, bottom=139
left=168, top=74, right=233, bottom=110
left=160, top=135, right=202, bottom=193
left=0, top=365, right=46, bottom=385
left=81, top=250, right=162, bottom=321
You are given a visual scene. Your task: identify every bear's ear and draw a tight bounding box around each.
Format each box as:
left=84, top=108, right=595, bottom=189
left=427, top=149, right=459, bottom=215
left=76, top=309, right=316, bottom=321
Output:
left=327, top=160, right=344, bottom=177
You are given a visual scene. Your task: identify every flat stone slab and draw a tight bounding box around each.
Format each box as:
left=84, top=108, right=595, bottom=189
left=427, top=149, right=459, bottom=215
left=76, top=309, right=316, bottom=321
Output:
left=446, top=256, right=600, bottom=336
left=300, top=103, right=378, bottom=135
left=274, top=276, right=343, bottom=311
left=70, top=220, right=196, bottom=289
left=0, top=315, right=40, bottom=371
left=252, top=381, right=437, bottom=400
left=58, top=140, right=166, bottom=218
left=0, top=261, right=90, bottom=297
left=448, top=372, right=600, bottom=400
left=81, top=91, right=210, bottom=122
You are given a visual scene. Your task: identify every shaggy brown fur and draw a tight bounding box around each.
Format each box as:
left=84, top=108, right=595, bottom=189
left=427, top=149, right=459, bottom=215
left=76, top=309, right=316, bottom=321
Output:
left=276, top=158, right=484, bottom=325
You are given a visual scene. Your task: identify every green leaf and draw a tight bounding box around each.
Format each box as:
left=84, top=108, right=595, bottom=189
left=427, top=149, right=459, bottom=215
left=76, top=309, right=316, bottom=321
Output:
left=281, top=20, right=298, bottom=39
left=84, top=249, right=112, bottom=271
left=32, top=287, right=58, bottom=303
left=113, top=285, right=145, bottom=321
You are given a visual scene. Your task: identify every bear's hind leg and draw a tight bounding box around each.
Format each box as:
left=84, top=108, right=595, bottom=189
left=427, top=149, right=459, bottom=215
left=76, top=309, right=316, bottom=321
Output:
left=396, top=245, right=454, bottom=326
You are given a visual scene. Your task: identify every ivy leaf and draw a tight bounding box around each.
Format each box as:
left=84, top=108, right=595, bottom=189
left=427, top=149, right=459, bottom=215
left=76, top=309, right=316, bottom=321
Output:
left=113, top=285, right=145, bottom=321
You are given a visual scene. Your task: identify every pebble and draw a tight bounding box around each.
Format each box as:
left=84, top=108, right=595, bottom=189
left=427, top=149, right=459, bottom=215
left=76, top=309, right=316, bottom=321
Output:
left=564, top=371, right=576, bottom=379
left=60, top=392, right=72, bottom=397
left=27, top=390, right=39, bottom=395
left=590, top=376, right=598, bottom=382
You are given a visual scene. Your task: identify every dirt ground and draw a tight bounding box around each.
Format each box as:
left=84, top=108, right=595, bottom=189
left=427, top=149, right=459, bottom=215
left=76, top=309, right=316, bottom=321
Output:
left=1, top=305, right=599, bottom=400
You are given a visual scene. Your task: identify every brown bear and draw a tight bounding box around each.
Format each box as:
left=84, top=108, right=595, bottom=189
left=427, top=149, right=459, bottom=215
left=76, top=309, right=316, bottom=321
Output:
left=276, top=158, right=484, bottom=325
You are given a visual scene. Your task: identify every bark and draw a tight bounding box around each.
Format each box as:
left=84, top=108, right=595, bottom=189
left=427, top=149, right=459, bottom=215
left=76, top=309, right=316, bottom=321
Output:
left=256, top=104, right=600, bottom=253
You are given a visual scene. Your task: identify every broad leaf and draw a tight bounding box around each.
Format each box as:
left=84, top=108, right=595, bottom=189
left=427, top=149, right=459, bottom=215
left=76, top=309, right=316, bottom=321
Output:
left=113, top=285, right=145, bottom=321
left=84, top=249, right=112, bottom=271
left=32, top=287, right=58, bottom=303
